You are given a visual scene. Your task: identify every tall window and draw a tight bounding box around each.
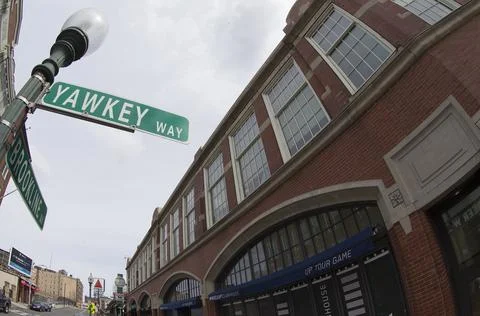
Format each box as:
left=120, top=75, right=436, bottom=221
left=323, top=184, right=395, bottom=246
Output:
left=392, top=0, right=457, bottom=25
left=206, top=154, right=229, bottom=226
left=147, top=241, right=152, bottom=276
left=232, top=114, right=271, bottom=198
left=184, top=188, right=196, bottom=247
left=143, top=250, right=147, bottom=281
left=308, top=8, right=393, bottom=92
left=161, top=222, right=169, bottom=266
left=265, top=63, right=330, bottom=157
left=171, top=209, right=180, bottom=257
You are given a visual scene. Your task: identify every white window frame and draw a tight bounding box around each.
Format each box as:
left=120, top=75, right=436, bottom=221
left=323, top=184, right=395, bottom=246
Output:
left=170, top=209, right=180, bottom=258
left=147, top=240, right=152, bottom=277
left=229, top=112, right=271, bottom=202
left=306, top=5, right=395, bottom=94
left=392, top=0, right=460, bottom=25
left=160, top=220, right=169, bottom=267
left=183, top=187, right=196, bottom=248
left=262, top=60, right=331, bottom=162
left=151, top=238, right=156, bottom=274
left=204, top=153, right=229, bottom=228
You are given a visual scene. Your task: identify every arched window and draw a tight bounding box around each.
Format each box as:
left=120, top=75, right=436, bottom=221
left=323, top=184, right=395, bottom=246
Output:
left=129, top=300, right=137, bottom=316
left=216, top=203, right=384, bottom=289
left=139, top=295, right=151, bottom=316
left=161, top=278, right=202, bottom=314
left=165, top=279, right=201, bottom=303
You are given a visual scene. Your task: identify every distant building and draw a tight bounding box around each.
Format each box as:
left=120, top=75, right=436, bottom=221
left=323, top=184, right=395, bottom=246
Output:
left=0, top=247, right=36, bottom=303
left=0, top=248, right=9, bottom=268
left=0, top=0, right=22, bottom=204
left=126, top=0, right=480, bottom=316
left=33, top=266, right=82, bottom=306
left=76, top=278, right=83, bottom=307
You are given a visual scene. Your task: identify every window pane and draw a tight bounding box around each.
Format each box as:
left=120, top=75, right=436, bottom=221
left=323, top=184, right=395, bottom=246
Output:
left=344, top=214, right=359, bottom=237
left=365, top=254, right=407, bottom=316
left=366, top=205, right=384, bottom=228
left=319, top=213, right=331, bottom=230
left=333, top=223, right=347, bottom=243
left=324, top=228, right=336, bottom=249
left=355, top=208, right=371, bottom=230
left=234, top=114, right=271, bottom=197
left=268, top=65, right=329, bottom=156
left=309, top=10, right=392, bottom=90
left=393, top=0, right=453, bottom=24
left=208, top=154, right=229, bottom=224
left=442, top=186, right=480, bottom=265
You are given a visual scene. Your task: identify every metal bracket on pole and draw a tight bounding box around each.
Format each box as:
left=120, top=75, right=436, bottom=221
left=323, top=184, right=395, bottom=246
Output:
left=16, top=95, right=37, bottom=114
left=0, top=119, right=16, bottom=139
left=32, top=72, right=51, bottom=111
left=0, top=119, right=12, bottom=129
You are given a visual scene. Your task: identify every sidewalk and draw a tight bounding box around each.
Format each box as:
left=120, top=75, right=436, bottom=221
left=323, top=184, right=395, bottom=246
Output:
left=11, top=301, right=29, bottom=309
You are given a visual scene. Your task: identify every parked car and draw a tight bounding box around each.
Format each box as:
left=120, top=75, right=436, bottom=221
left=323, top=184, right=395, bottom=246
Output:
left=45, top=303, right=53, bottom=311
left=0, top=291, right=10, bottom=313
left=30, top=301, right=51, bottom=312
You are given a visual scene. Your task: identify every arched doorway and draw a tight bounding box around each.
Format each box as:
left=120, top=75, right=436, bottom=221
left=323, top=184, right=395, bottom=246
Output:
left=139, top=295, right=151, bottom=316
left=209, top=202, right=407, bottom=316
left=129, top=300, right=137, bottom=316
left=160, top=278, right=202, bottom=316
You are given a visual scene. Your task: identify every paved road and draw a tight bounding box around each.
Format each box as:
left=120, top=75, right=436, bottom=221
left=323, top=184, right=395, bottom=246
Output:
left=9, top=305, right=87, bottom=316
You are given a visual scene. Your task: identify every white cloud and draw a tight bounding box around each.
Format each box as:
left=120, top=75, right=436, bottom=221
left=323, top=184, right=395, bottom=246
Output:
left=29, top=144, right=52, bottom=177
left=89, top=124, right=146, bottom=160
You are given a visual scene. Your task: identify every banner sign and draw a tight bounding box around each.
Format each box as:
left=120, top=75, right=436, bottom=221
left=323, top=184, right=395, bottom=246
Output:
left=208, top=228, right=374, bottom=301
left=8, top=247, right=33, bottom=277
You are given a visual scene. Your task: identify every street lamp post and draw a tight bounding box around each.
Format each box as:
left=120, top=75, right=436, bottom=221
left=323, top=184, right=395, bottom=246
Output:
left=0, top=8, right=108, bottom=161
left=114, top=274, right=126, bottom=316
left=88, top=273, right=93, bottom=302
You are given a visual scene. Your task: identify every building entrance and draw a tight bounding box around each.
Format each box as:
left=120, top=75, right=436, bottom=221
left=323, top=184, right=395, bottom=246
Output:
left=436, top=176, right=480, bottom=316
left=218, top=247, right=406, bottom=316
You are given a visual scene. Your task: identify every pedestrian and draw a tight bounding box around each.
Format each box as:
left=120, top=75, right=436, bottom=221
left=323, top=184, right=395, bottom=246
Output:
left=87, top=301, right=96, bottom=315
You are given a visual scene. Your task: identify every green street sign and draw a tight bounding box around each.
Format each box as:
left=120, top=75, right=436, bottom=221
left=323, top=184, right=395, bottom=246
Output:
left=42, top=82, right=189, bottom=143
left=6, top=133, right=47, bottom=230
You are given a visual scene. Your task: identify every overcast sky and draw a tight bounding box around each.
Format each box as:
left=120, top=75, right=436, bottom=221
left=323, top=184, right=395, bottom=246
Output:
left=0, top=0, right=295, bottom=298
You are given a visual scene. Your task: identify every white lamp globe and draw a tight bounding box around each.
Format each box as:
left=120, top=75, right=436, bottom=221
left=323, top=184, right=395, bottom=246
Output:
left=62, top=8, right=108, bottom=55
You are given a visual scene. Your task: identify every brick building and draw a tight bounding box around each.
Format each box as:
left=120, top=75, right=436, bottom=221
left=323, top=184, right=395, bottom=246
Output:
left=33, top=267, right=83, bottom=306
left=125, top=0, right=480, bottom=315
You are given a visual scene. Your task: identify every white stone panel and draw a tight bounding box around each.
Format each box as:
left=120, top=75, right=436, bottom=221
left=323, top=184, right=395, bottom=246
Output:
left=385, top=96, right=480, bottom=210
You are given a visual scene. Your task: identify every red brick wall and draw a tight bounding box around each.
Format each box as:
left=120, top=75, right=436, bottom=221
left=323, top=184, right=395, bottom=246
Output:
left=389, top=211, right=456, bottom=315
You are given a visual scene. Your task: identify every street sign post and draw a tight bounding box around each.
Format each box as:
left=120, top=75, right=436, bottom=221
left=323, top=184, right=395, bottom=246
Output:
left=6, top=133, right=47, bottom=230
left=41, top=82, right=189, bottom=143
left=94, top=279, right=103, bottom=290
